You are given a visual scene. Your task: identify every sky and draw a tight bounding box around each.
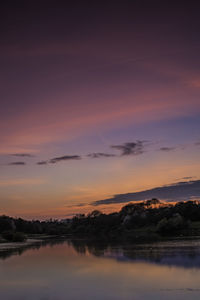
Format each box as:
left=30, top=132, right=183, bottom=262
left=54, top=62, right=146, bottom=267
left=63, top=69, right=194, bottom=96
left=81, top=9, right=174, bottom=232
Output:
left=0, top=1, right=200, bottom=219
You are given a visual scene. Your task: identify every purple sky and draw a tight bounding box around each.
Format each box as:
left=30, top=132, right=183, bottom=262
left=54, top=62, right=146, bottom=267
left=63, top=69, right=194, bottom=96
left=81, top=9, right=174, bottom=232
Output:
left=0, top=1, right=200, bottom=219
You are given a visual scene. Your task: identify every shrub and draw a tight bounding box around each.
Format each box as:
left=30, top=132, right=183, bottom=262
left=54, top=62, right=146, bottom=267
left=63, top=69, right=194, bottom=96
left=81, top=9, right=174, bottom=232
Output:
left=2, top=231, right=27, bottom=242
left=2, top=231, right=14, bottom=241
left=13, top=232, right=27, bottom=242
left=157, top=213, right=185, bottom=234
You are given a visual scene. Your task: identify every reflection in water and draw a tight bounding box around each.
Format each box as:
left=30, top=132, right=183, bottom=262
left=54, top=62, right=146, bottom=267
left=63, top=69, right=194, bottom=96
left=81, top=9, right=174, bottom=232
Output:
left=1, top=238, right=200, bottom=299
left=69, top=238, right=200, bottom=269
left=1, top=238, right=200, bottom=269
left=0, top=239, right=65, bottom=261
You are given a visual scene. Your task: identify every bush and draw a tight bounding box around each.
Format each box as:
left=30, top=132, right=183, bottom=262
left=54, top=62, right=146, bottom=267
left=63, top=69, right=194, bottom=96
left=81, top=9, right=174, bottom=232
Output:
left=13, top=232, right=27, bottom=242
left=2, top=231, right=27, bottom=242
left=156, top=213, right=185, bottom=234
left=2, top=231, right=14, bottom=241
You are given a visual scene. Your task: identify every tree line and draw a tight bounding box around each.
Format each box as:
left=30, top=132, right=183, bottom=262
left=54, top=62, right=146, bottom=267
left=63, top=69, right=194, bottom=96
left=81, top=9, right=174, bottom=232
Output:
left=1, top=199, right=200, bottom=242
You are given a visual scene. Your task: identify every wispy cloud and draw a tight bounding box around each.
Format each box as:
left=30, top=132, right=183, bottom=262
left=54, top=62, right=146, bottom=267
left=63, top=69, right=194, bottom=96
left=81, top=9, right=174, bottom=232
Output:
left=159, top=147, right=175, bottom=152
left=64, top=203, right=87, bottom=208
left=35, top=138, right=196, bottom=166
left=49, top=155, right=81, bottom=164
left=37, top=161, right=48, bottom=165
left=87, top=153, right=116, bottom=158
left=37, top=155, right=81, bottom=165
left=36, top=141, right=147, bottom=165
left=10, top=153, right=35, bottom=158
left=111, top=141, right=146, bottom=156
left=92, top=180, right=200, bottom=206
left=8, top=162, right=26, bottom=166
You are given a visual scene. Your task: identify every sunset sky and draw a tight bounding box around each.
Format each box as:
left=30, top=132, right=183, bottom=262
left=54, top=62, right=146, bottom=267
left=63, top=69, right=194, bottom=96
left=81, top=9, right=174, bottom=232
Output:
left=1, top=1, right=200, bottom=219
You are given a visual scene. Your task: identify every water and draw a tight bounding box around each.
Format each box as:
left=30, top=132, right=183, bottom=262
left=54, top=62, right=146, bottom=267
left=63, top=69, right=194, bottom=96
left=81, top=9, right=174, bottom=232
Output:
left=1, top=238, right=200, bottom=300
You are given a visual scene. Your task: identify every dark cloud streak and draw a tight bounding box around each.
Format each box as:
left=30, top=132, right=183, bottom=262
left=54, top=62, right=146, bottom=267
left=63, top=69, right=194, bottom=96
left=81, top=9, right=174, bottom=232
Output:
left=87, top=153, right=116, bottom=158
left=36, top=138, right=191, bottom=166
left=37, top=161, right=48, bottom=165
left=92, top=180, right=200, bottom=206
left=159, top=147, right=175, bottom=152
left=10, top=153, right=35, bottom=157
left=49, top=155, right=81, bottom=164
left=8, top=162, right=26, bottom=166
left=111, top=141, right=146, bottom=156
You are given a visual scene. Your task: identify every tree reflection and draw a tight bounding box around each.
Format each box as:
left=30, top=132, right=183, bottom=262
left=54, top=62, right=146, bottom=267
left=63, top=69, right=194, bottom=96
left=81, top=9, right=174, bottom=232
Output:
left=1, top=238, right=200, bottom=269
left=69, top=238, right=200, bottom=269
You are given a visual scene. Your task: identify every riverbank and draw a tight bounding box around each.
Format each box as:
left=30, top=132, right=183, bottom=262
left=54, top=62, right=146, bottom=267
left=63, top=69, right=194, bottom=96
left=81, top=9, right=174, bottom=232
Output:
left=0, top=238, right=41, bottom=252
left=0, top=234, right=62, bottom=253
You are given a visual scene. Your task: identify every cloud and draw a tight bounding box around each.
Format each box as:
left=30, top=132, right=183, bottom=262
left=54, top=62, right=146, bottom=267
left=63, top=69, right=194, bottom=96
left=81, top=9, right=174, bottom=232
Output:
left=8, top=162, right=26, bottom=166
left=36, top=139, right=187, bottom=165
left=37, top=161, right=48, bottom=165
left=37, top=155, right=81, bottom=165
left=195, top=141, right=200, bottom=146
left=49, top=155, right=81, bottom=164
left=92, top=180, right=200, bottom=206
left=87, top=153, right=116, bottom=158
left=111, top=141, right=146, bottom=156
left=159, top=147, right=175, bottom=152
left=36, top=140, right=147, bottom=165
left=10, top=153, right=35, bottom=157
left=65, top=203, right=87, bottom=208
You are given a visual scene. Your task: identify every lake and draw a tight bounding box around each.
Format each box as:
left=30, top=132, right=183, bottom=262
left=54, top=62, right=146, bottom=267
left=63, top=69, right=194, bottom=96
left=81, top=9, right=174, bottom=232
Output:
left=1, top=238, right=200, bottom=300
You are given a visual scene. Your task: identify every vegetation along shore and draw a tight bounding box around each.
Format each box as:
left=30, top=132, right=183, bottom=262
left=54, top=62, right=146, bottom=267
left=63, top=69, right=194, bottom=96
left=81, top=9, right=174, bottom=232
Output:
left=1, top=199, right=200, bottom=249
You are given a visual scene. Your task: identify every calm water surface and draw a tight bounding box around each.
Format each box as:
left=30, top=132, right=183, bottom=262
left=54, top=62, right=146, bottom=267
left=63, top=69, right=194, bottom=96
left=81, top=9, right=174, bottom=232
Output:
left=1, top=239, right=200, bottom=300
